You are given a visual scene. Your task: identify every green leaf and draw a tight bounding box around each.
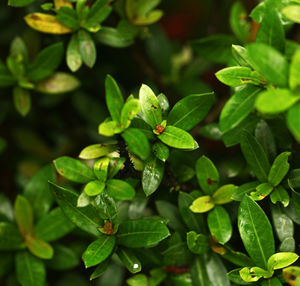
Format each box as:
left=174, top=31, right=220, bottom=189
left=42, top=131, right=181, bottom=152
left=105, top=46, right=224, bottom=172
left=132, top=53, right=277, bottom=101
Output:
left=13, top=87, right=31, bottom=117
left=270, top=185, right=290, bottom=207
left=195, top=156, right=219, bottom=195
left=24, top=164, right=55, bottom=218
left=247, top=43, right=289, bottom=87
left=95, top=27, right=134, bottom=48
left=212, top=184, right=237, bottom=205
left=34, top=207, right=75, bottom=242
left=256, top=9, right=285, bottom=53
left=84, top=180, right=105, bottom=196
left=106, top=179, right=135, bottom=200
left=117, top=219, right=170, bottom=248
left=56, top=6, right=79, bottom=30
left=53, top=156, right=95, bottom=183
left=268, top=152, right=291, bottom=186
left=282, top=5, right=300, bottom=23
left=261, top=277, right=283, bottom=286
left=290, top=50, right=300, bottom=90
left=14, top=195, right=33, bottom=238
left=117, top=247, right=142, bottom=274
left=240, top=130, right=271, bottom=182
left=90, top=259, right=110, bottom=280
left=227, top=268, right=253, bottom=285
left=158, top=125, right=195, bottom=149
left=27, top=42, right=64, bottom=82
left=222, top=246, right=254, bottom=267
left=105, top=74, right=124, bottom=123
left=25, top=235, right=54, bottom=259
left=208, top=206, right=232, bottom=244
left=139, top=84, right=162, bottom=129
left=186, top=231, right=209, bottom=254
left=255, top=88, right=300, bottom=114
left=0, top=61, right=16, bottom=87
left=230, top=2, right=250, bottom=43
left=191, top=34, right=235, bottom=64
left=82, top=234, right=116, bottom=268
left=216, top=67, right=263, bottom=87
left=142, top=156, right=164, bottom=196
left=267, top=252, right=299, bottom=271
left=0, top=222, right=24, bottom=250
left=121, top=128, right=150, bottom=160
left=94, top=157, right=110, bottom=181
left=16, top=251, right=46, bottom=286
left=206, top=253, right=231, bottom=286
left=50, top=182, right=102, bottom=236
left=167, top=93, right=215, bottom=131
left=189, top=195, right=215, bottom=213
left=157, top=93, right=169, bottom=115
left=287, top=103, right=300, bottom=141
left=232, top=44, right=253, bottom=68
left=232, top=181, right=259, bottom=201
left=283, top=266, right=300, bottom=286
left=280, top=237, right=295, bottom=252
left=178, top=192, right=204, bottom=233
left=190, top=256, right=213, bottom=286
left=239, top=267, right=264, bottom=282
left=79, top=144, right=117, bottom=160
left=66, top=33, right=82, bottom=72
left=127, top=274, right=148, bottom=286
left=250, top=182, right=273, bottom=201
left=152, top=142, right=169, bottom=162
left=120, top=98, right=140, bottom=129
left=8, top=0, right=34, bottom=6
left=85, top=0, right=112, bottom=27
left=98, top=120, right=119, bottom=136
left=238, top=196, right=275, bottom=268
left=78, top=30, right=96, bottom=68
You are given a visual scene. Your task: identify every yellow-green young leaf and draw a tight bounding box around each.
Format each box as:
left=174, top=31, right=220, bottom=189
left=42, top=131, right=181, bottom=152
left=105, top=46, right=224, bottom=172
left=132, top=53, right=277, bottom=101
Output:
left=195, top=155, right=219, bottom=195
left=78, top=30, right=96, bottom=68
left=290, top=50, right=300, bottom=90
left=158, top=125, right=195, bottom=149
left=117, top=247, right=142, bottom=274
left=54, top=0, right=73, bottom=9
left=139, top=84, right=162, bottom=129
left=287, top=103, right=300, bottom=142
left=186, top=231, right=209, bottom=254
left=25, top=235, right=54, bottom=259
left=82, top=235, right=116, bottom=268
left=212, top=184, right=238, bottom=205
left=232, top=181, right=260, bottom=201
left=239, top=267, right=261, bottom=282
left=152, top=142, right=169, bottom=162
left=14, top=195, right=33, bottom=238
left=66, top=33, right=82, bottom=72
left=216, top=67, right=263, bottom=87
left=270, top=185, right=290, bottom=207
left=133, top=10, right=163, bottom=25
left=268, top=152, right=291, bottom=187
left=13, top=87, right=31, bottom=117
left=283, top=266, right=300, bottom=285
left=105, top=75, right=124, bottom=123
left=24, top=13, right=73, bottom=34
left=120, top=98, right=140, bottom=129
left=106, top=179, right=135, bottom=200
left=98, top=120, right=120, bottom=136
left=127, top=274, right=148, bottom=286
left=94, top=157, right=110, bottom=182
left=255, top=88, right=300, bottom=114
left=35, top=72, right=80, bottom=94
left=232, top=44, right=253, bottom=68
left=250, top=183, right=273, bottom=201
left=268, top=253, right=299, bottom=271
left=54, top=156, right=95, bottom=183
left=189, top=195, right=215, bottom=213
left=250, top=267, right=273, bottom=278
left=282, top=5, right=300, bottom=23
left=79, top=144, right=117, bottom=160
left=84, top=180, right=105, bottom=196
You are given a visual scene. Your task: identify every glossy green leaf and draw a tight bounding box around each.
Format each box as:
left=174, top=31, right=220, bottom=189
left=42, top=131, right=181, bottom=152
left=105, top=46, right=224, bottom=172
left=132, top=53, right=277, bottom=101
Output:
left=152, top=142, right=169, bottom=162
left=287, top=103, right=300, bottom=141
left=212, top=184, right=237, bottom=205
left=238, top=196, right=275, bottom=268
left=268, top=152, right=291, bottom=186
left=34, top=207, right=75, bottom=242
left=78, top=30, right=96, bottom=68
left=25, top=235, right=54, bottom=259
left=208, top=206, right=232, bottom=244
left=13, top=87, right=31, bottom=117
left=290, top=50, right=300, bottom=90
left=50, top=182, right=102, bottom=236
left=66, top=33, right=82, bottom=72
left=139, top=84, right=162, bottom=129
left=270, top=185, right=290, bottom=207
left=94, top=157, right=110, bottom=182
left=79, top=144, right=117, bottom=160
left=84, top=180, right=105, bottom=196
left=247, top=43, right=289, bottom=87
left=232, top=181, right=259, bottom=201
left=190, top=256, right=213, bottom=286
left=282, top=5, right=300, bottom=23
left=230, top=2, right=250, bottom=43
left=98, top=120, right=119, bottom=136
left=189, top=195, right=214, bottom=213
left=106, top=179, right=135, bottom=200
left=117, top=219, right=170, bottom=248
left=222, top=246, right=254, bottom=267
left=85, top=0, right=112, bottom=27
left=90, top=259, right=110, bottom=280
left=158, top=125, right=195, bottom=149
left=105, top=74, right=124, bottom=123
left=120, top=98, right=140, bottom=129
left=250, top=182, right=273, bottom=201
left=267, top=252, right=299, bottom=271
left=142, top=156, right=164, bottom=196
left=0, top=222, right=24, bottom=250
left=227, top=268, right=253, bottom=285
left=24, top=164, right=55, bottom=218
left=14, top=195, right=33, bottom=238
left=239, top=267, right=263, bottom=282
left=240, top=130, right=271, bottom=182
left=232, top=44, right=253, bottom=68
left=121, top=128, right=150, bottom=160
left=56, top=7, right=79, bottom=30
left=96, top=27, right=134, bottom=48
left=82, top=234, right=116, bottom=268
left=256, top=88, right=300, bottom=114
left=283, top=266, right=300, bottom=285
left=53, top=156, right=95, bottom=183
left=186, top=231, right=209, bottom=254
left=167, top=93, right=215, bottom=131
left=16, top=251, right=46, bottom=286
left=206, top=253, right=230, bottom=286
left=219, top=85, right=261, bottom=133
left=117, top=247, right=142, bottom=274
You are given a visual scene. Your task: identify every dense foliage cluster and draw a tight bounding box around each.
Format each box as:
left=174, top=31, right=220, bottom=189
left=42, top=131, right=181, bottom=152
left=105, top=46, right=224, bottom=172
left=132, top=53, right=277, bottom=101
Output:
left=1, top=0, right=300, bottom=285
